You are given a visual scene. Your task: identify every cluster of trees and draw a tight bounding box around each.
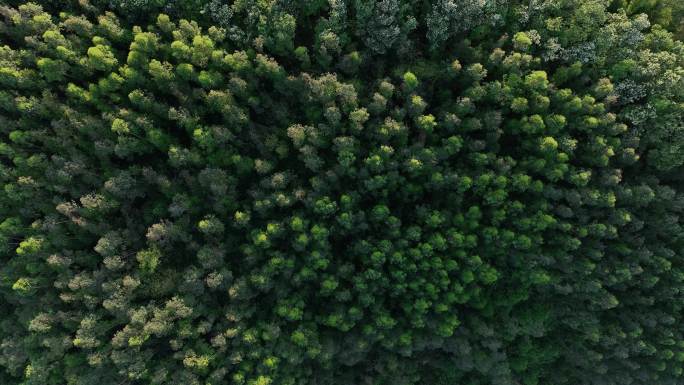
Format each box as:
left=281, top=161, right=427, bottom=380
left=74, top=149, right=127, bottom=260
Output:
left=0, top=1, right=683, bottom=384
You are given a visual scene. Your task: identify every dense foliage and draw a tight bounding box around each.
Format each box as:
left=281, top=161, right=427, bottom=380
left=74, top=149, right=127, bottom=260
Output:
left=1, top=1, right=683, bottom=384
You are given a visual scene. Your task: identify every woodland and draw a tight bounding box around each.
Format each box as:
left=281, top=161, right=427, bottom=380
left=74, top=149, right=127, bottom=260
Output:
left=0, top=1, right=684, bottom=384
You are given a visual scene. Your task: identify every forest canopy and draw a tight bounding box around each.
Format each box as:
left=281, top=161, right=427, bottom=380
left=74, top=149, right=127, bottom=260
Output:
left=0, top=1, right=684, bottom=384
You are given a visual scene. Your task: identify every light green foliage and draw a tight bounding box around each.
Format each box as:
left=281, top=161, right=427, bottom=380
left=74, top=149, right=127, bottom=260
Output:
left=136, top=247, right=161, bottom=273
left=513, top=31, right=533, bottom=50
